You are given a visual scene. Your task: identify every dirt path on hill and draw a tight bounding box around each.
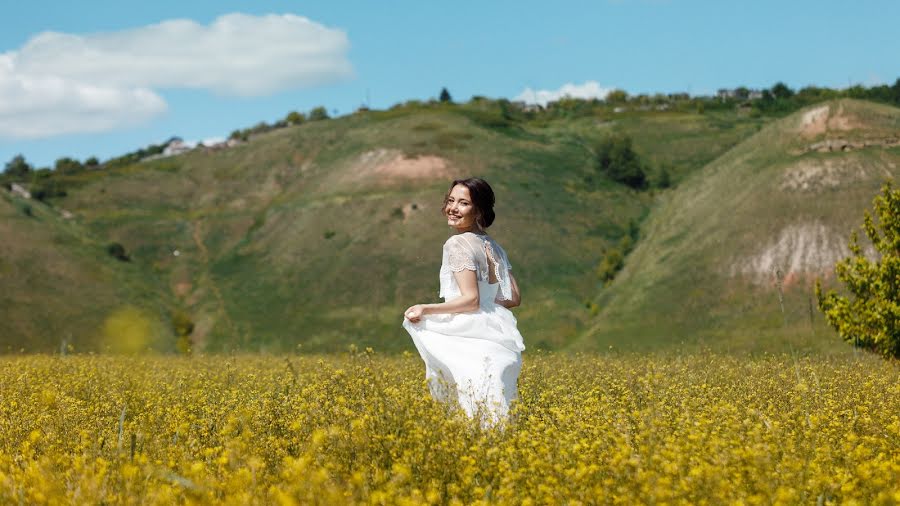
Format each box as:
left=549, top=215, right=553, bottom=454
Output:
left=192, top=220, right=240, bottom=347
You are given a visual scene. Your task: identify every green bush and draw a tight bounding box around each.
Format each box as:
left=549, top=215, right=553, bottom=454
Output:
left=30, top=182, right=67, bottom=201
left=593, top=134, right=648, bottom=190
left=597, top=248, right=624, bottom=284
left=107, top=243, right=130, bottom=262
left=816, top=182, right=900, bottom=358
left=309, top=106, right=330, bottom=121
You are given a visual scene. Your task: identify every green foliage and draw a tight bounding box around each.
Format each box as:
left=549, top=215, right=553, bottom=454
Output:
left=770, top=82, right=794, bottom=100
left=439, top=87, right=453, bottom=103
left=103, top=140, right=169, bottom=170
left=18, top=202, right=33, bottom=217
left=596, top=248, right=624, bottom=283
left=816, top=182, right=900, bottom=358
left=655, top=167, right=672, bottom=189
left=593, top=134, right=648, bottom=189
left=460, top=108, right=513, bottom=130
left=54, top=157, right=84, bottom=173
left=172, top=310, right=195, bottom=354
left=4, top=154, right=32, bottom=179
left=596, top=220, right=640, bottom=284
left=309, top=106, right=330, bottom=121
left=106, top=242, right=130, bottom=262
left=30, top=181, right=67, bottom=201
left=606, top=89, right=629, bottom=103
left=285, top=111, right=306, bottom=125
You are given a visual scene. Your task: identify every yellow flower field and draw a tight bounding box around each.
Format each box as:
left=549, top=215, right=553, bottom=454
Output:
left=1, top=351, right=898, bottom=505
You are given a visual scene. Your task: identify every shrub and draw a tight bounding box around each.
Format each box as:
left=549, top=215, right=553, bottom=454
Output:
left=3, top=154, right=32, bottom=179
left=30, top=183, right=67, bottom=201
left=816, top=182, right=900, bottom=358
left=596, top=248, right=624, bottom=284
left=107, top=243, right=130, bottom=262
left=656, top=167, right=672, bottom=189
left=593, top=134, right=648, bottom=190
left=172, top=311, right=195, bottom=355
left=309, top=106, right=330, bottom=121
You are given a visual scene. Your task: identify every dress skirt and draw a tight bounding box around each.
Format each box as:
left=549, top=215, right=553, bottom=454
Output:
left=402, top=283, right=525, bottom=426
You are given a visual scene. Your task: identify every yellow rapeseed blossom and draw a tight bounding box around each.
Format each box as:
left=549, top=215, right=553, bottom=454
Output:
left=0, top=352, right=897, bottom=504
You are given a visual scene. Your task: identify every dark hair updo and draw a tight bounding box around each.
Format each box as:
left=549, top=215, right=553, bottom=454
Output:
left=443, top=177, right=496, bottom=229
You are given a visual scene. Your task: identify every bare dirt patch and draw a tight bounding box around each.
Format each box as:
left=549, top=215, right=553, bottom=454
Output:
left=352, top=149, right=451, bottom=182
left=800, top=106, right=829, bottom=137
left=174, top=282, right=192, bottom=298
left=798, top=103, right=866, bottom=139
left=826, top=102, right=863, bottom=131
left=780, top=155, right=892, bottom=192
left=731, top=222, right=849, bottom=286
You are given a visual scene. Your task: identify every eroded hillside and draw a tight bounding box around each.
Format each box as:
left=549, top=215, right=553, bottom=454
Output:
left=578, top=99, right=900, bottom=352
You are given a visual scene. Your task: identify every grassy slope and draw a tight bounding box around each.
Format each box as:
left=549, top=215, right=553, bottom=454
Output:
left=9, top=104, right=770, bottom=352
left=0, top=192, right=174, bottom=352
left=575, top=99, right=900, bottom=354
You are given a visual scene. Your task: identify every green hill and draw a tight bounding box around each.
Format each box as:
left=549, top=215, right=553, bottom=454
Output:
left=575, top=99, right=900, bottom=353
left=2, top=102, right=771, bottom=352
left=0, top=191, right=174, bottom=352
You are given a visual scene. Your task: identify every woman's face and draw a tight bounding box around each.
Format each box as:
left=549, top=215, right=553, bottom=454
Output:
left=445, top=184, right=478, bottom=232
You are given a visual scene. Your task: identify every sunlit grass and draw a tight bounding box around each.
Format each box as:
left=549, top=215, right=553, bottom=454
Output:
left=1, top=351, right=898, bottom=504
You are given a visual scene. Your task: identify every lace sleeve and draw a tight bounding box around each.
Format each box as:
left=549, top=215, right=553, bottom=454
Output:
left=445, top=236, right=477, bottom=272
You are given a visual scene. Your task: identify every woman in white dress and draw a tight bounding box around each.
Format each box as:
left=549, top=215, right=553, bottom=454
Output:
left=403, top=178, right=525, bottom=427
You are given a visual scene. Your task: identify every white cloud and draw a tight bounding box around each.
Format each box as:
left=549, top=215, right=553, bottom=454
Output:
left=514, top=81, right=614, bottom=107
left=0, top=55, right=167, bottom=139
left=0, top=13, right=352, bottom=139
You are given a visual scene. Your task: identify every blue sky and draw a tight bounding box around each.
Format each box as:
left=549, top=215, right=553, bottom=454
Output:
left=2, top=0, right=898, bottom=168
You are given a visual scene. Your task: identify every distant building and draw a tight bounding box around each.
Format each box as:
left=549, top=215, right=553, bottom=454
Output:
left=717, top=89, right=737, bottom=100
left=162, top=139, right=193, bottom=157
left=718, top=88, right=764, bottom=101
left=509, top=101, right=543, bottom=112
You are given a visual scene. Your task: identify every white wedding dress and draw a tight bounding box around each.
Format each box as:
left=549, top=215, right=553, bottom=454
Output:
left=403, top=232, right=525, bottom=427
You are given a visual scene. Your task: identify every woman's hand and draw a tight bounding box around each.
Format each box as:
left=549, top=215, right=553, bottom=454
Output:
left=404, top=304, right=427, bottom=323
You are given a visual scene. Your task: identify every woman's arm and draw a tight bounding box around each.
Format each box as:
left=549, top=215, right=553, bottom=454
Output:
left=404, top=269, right=479, bottom=323
left=498, top=271, right=521, bottom=309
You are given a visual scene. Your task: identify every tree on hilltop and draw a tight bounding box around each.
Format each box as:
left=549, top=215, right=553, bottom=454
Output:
left=816, top=182, right=900, bottom=358
left=4, top=154, right=32, bottom=179
left=54, top=157, right=84, bottom=173
left=285, top=111, right=306, bottom=125
left=605, top=89, right=629, bottom=103
left=771, top=82, right=795, bottom=100
left=439, top=87, right=453, bottom=103
left=309, top=106, right=330, bottom=121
